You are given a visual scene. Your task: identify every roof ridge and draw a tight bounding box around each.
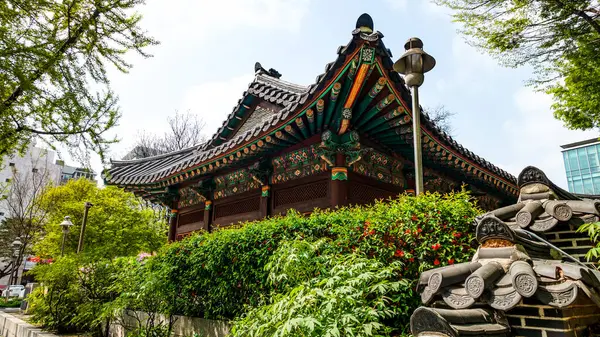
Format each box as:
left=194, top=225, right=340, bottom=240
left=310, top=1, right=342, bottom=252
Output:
left=111, top=143, right=201, bottom=165
left=255, top=73, right=308, bottom=93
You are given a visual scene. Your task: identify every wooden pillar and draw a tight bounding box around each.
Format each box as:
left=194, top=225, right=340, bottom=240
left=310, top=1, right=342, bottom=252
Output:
left=203, top=201, right=212, bottom=232
left=330, top=153, right=348, bottom=208
left=260, top=185, right=270, bottom=218
left=167, top=209, right=178, bottom=242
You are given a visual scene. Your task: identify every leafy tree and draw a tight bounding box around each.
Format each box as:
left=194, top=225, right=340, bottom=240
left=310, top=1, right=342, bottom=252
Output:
left=0, top=0, right=158, bottom=163
left=434, top=0, right=600, bottom=130
left=33, top=179, right=166, bottom=260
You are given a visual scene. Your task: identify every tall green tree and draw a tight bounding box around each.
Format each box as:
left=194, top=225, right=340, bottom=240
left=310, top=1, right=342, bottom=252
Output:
left=33, top=179, right=166, bottom=260
left=434, top=0, right=600, bottom=130
left=0, top=0, right=158, bottom=163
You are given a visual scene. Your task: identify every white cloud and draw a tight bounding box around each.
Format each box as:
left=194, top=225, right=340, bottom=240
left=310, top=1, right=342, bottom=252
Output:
left=500, top=87, right=597, bottom=189
left=180, top=74, right=256, bottom=137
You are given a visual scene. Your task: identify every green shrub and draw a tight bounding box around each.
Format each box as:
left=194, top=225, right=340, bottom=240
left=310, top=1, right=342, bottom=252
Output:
left=28, top=257, right=121, bottom=336
left=28, top=258, right=80, bottom=333
left=232, top=246, right=408, bottom=337
left=0, top=298, right=22, bottom=308
left=129, top=191, right=479, bottom=324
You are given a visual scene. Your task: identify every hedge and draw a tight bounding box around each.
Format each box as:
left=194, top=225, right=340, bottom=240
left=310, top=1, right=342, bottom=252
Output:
left=135, top=191, right=479, bottom=322
left=31, top=190, right=481, bottom=336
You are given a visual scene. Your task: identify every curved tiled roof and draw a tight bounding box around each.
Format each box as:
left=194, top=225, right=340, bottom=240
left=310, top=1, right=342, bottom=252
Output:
left=411, top=166, right=600, bottom=337
left=104, top=13, right=517, bottom=198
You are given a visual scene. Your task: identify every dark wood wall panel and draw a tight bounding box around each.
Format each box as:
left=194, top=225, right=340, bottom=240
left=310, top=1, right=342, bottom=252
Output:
left=272, top=175, right=329, bottom=215
left=179, top=209, right=204, bottom=226
left=347, top=173, right=402, bottom=206
left=213, top=195, right=261, bottom=227
left=176, top=209, right=204, bottom=237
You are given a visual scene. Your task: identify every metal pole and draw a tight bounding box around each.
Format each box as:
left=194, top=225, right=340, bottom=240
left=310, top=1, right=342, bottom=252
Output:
left=61, top=232, right=67, bottom=256
left=411, top=85, right=423, bottom=195
left=77, top=202, right=92, bottom=254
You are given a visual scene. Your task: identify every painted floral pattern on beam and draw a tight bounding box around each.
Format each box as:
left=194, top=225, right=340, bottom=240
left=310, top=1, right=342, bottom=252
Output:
left=214, top=168, right=261, bottom=200
left=177, top=187, right=206, bottom=209
left=271, top=144, right=329, bottom=184
left=350, top=150, right=404, bottom=186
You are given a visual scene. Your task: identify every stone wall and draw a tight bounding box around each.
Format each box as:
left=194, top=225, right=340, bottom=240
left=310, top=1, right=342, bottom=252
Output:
left=545, top=222, right=596, bottom=265
left=0, top=311, right=54, bottom=337
left=108, top=311, right=230, bottom=337
left=506, top=296, right=600, bottom=337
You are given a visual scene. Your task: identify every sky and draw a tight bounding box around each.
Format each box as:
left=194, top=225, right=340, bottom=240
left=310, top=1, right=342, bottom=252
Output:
left=85, top=0, right=596, bottom=189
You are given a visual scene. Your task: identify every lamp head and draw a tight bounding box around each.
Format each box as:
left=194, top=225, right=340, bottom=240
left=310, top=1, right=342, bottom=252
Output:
left=60, top=216, right=74, bottom=233
left=393, top=37, right=436, bottom=87
left=11, top=239, right=22, bottom=249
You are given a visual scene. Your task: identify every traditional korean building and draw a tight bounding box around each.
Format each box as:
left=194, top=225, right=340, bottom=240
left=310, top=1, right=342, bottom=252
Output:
left=104, top=14, right=518, bottom=241
left=412, top=166, right=600, bottom=337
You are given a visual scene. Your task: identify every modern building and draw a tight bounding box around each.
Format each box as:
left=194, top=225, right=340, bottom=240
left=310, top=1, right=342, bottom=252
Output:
left=105, top=14, right=519, bottom=242
left=0, top=146, right=63, bottom=222
left=57, top=162, right=97, bottom=185
left=561, top=137, right=600, bottom=195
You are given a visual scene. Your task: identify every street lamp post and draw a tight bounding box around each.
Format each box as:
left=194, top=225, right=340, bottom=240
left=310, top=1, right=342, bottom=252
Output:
left=77, top=202, right=93, bottom=254
left=60, top=216, right=74, bottom=256
left=4, top=239, right=22, bottom=301
left=393, top=38, right=436, bottom=195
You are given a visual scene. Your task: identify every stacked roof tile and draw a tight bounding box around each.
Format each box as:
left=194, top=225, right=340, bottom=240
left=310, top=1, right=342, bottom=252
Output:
left=411, top=166, right=600, bottom=337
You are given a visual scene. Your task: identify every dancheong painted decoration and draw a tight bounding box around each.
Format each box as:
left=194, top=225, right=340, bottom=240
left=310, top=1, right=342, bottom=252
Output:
left=103, top=13, right=518, bottom=241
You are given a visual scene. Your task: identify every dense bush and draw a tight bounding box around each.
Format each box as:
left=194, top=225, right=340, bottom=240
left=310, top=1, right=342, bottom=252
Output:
left=28, top=257, right=121, bottom=336
left=232, top=240, right=409, bottom=337
left=132, top=191, right=479, bottom=326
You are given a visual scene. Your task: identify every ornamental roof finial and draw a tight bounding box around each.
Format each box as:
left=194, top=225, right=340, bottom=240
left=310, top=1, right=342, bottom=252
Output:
left=356, top=13, right=373, bottom=34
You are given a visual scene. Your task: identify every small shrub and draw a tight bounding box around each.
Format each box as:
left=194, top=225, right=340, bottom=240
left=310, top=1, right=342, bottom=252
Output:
left=0, top=298, right=22, bottom=308
left=28, top=257, right=121, bottom=336
left=577, top=222, right=600, bottom=261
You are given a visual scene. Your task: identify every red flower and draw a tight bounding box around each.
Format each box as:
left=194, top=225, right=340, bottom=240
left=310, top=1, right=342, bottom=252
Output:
left=369, top=230, right=375, bottom=235
left=448, top=258, right=455, bottom=265
left=395, top=250, right=405, bottom=257
left=431, top=243, right=441, bottom=251
left=417, top=228, right=422, bottom=233
left=405, top=229, right=411, bottom=234
left=411, top=215, right=418, bottom=221
left=453, top=232, right=462, bottom=238
left=434, top=259, right=440, bottom=266
left=409, top=258, right=415, bottom=262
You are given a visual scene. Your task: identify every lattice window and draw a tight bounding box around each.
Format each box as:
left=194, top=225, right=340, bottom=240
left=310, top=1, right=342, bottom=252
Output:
left=178, top=210, right=204, bottom=227
left=348, top=182, right=394, bottom=206
left=274, top=180, right=328, bottom=208
left=214, top=197, right=260, bottom=219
